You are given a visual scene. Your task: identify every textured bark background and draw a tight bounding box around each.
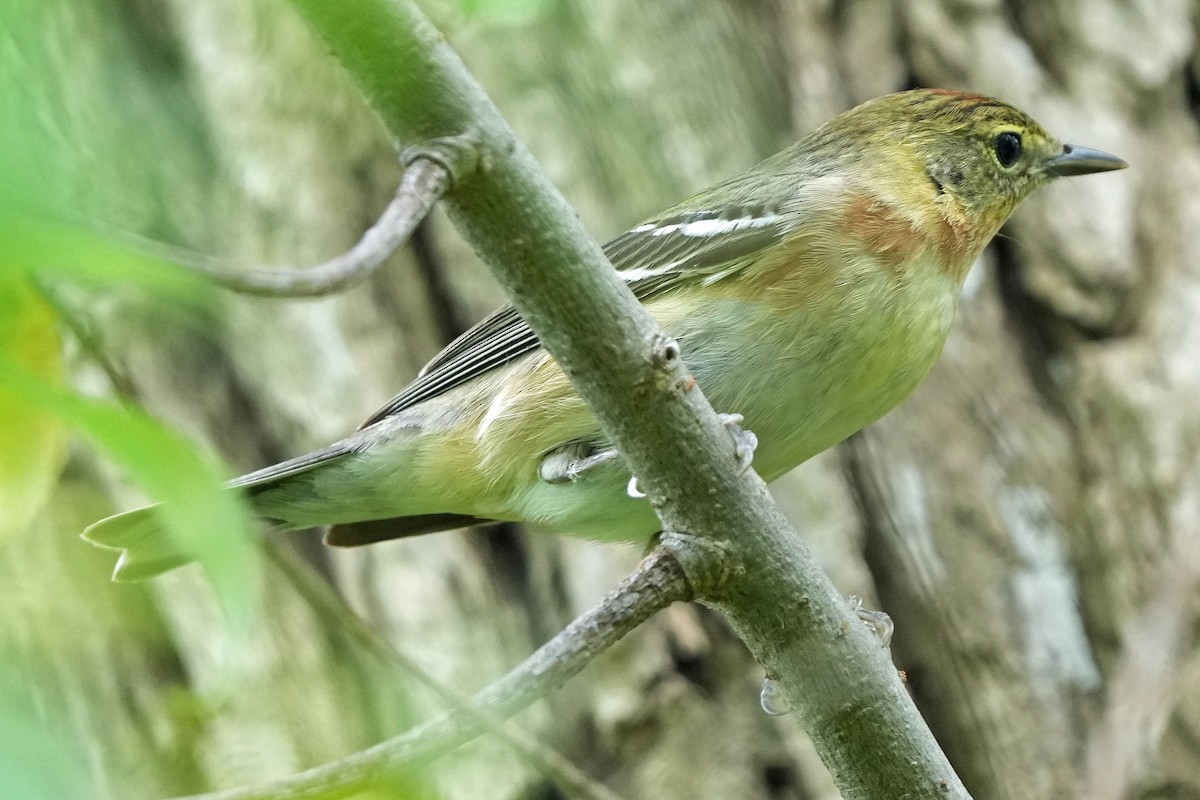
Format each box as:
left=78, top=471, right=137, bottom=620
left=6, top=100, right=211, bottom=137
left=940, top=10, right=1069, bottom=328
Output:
left=7, top=0, right=1199, bottom=799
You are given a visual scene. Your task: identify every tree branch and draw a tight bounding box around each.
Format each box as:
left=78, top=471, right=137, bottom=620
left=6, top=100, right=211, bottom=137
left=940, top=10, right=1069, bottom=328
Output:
left=213, top=0, right=977, bottom=797
left=111, top=150, right=464, bottom=298
left=266, top=544, right=633, bottom=800
left=175, top=546, right=691, bottom=800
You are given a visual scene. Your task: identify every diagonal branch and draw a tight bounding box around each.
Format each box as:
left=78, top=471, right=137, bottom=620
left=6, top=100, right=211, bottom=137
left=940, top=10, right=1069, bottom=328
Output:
left=266, top=544, right=632, bottom=800
left=267, top=1, right=975, bottom=799
left=113, top=145, right=471, bottom=298
left=174, top=546, right=692, bottom=800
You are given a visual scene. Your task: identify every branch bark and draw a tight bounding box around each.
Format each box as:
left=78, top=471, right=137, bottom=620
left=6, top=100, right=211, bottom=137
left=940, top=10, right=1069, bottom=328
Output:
left=228, top=1, right=978, bottom=798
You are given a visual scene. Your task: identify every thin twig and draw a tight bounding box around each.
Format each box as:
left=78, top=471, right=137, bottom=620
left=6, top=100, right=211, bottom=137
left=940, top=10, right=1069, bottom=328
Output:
left=265, top=544, right=632, bottom=800
left=114, top=151, right=463, bottom=298
left=175, top=546, right=692, bottom=800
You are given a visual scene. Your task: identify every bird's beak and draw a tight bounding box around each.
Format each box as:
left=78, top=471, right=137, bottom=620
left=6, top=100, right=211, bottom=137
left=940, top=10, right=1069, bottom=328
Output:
left=1045, top=143, right=1128, bottom=177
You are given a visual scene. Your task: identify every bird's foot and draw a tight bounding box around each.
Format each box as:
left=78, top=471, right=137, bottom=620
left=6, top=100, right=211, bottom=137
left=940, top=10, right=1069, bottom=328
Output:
left=565, top=448, right=620, bottom=482
left=538, top=413, right=754, bottom=495
left=538, top=443, right=619, bottom=484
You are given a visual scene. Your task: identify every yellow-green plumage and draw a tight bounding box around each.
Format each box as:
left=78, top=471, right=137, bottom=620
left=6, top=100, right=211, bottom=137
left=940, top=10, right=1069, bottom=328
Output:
left=83, top=89, right=1127, bottom=579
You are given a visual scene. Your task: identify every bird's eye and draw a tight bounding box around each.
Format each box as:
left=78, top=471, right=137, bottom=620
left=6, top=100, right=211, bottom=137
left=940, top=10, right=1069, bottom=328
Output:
left=994, top=132, right=1022, bottom=168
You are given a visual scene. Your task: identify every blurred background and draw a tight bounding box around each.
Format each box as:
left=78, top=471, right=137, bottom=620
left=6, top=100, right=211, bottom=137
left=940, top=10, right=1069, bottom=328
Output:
left=1, top=0, right=1197, bottom=798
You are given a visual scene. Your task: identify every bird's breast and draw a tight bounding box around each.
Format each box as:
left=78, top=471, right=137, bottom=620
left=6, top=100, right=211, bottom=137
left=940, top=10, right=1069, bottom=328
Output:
left=663, top=249, right=961, bottom=479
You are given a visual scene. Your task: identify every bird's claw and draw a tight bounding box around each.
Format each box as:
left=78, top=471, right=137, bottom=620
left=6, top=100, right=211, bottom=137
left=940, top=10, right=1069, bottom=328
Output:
left=846, top=595, right=894, bottom=648
left=542, top=414, right=755, bottom=497
left=565, top=448, right=620, bottom=482
left=718, top=413, right=758, bottom=473
left=539, top=444, right=620, bottom=484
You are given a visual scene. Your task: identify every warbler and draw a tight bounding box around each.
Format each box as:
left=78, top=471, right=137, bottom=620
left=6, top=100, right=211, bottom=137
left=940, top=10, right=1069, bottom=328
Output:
left=85, top=89, right=1126, bottom=579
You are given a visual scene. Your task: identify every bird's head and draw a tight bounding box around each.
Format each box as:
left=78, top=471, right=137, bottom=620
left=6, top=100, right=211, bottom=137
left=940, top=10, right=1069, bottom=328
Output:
left=809, top=89, right=1127, bottom=266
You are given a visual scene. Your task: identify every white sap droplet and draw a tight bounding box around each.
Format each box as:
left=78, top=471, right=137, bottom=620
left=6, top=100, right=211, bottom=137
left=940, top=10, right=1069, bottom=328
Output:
left=847, top=594, right=894, bottom=648
left=760, top=678, right=792, bottom=716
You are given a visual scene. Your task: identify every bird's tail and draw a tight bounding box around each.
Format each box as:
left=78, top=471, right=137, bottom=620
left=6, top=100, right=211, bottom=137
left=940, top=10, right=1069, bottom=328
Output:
left=81, top=434, right=364, bottom=578
left=82, top=427, right=499, bottom=580
left=83, top=439, right=359, bottom=582
left=82, top=505, right=192, bottom=582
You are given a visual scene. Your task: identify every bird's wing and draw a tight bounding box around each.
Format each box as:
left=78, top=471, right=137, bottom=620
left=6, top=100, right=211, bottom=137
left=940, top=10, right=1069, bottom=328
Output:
left=228, top=441, right=360, bottom=490
left=358, top=204, right=792, bottom=429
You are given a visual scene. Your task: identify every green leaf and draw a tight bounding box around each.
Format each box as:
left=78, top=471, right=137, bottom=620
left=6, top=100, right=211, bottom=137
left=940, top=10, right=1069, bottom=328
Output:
left=0, top=0, right=215, bottom=307
left=0, top=355, right=260, bottom=634
left=0, top=216, right=212, bottom=302
left=0, top=279, right=66, bottom=541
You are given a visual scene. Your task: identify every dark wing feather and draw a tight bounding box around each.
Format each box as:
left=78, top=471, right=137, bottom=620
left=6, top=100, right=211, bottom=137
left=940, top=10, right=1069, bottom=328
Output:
left=357, top=312, right=543, bottom=428
left=418, top=305, right=527, bottom=378
left=229, top=440, right=361, bottom=492
left=358, top=206, right=792, bottom=429
left=602, top=204, right=786, bottom=279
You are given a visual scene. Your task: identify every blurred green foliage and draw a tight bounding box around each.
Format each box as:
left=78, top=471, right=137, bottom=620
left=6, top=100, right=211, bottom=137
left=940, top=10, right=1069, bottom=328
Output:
left=0, top=0, right=260, bottom=796
left=0, top=279, right=65, bottom=542
left=0, top=675, right=89, bottom=800
left=455, top=0, right=551, bottom=22
left=0, top=0, right=258, bottom=635
left=0, top=0, right=504, bottom=796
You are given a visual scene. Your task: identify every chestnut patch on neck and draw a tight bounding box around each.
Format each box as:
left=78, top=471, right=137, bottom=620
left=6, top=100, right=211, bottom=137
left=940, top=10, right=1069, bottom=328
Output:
left=841, top=192, right=976, bottom=280
left=841, top=193, right=927, bottom=271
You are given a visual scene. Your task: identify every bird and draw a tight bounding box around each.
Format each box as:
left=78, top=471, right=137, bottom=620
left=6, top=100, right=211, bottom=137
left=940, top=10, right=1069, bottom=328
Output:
left=84, top=88, right=1127, bottom=580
